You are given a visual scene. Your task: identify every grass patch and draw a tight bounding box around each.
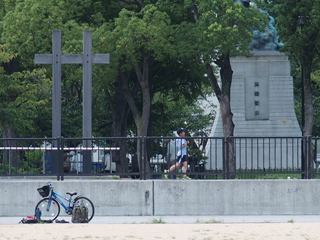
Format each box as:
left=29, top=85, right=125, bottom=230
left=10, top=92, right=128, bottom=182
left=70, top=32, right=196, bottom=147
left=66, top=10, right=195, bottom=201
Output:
left=205, top=219, right=223, bottom=224
left=195, top=218, right=223, bottom=223
left=151, top=217, right=166, bottom=224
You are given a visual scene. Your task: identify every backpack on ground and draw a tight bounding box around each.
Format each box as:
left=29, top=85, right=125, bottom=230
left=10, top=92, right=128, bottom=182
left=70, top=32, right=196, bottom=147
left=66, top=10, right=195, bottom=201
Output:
left=72, top=205, right=88, bottom=223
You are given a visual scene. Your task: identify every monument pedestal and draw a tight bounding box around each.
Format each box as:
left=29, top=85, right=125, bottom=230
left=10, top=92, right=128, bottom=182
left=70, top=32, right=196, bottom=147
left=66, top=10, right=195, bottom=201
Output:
left=206, top=51, right=302, bottom=170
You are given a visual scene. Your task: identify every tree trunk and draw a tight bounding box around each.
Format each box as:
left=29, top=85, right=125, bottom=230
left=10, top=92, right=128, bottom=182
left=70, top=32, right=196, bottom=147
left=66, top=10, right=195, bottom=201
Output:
left=302, top=62, right=314, bottom=136
left=134, top=52, right=153, bottom=179
left=301, top=55, right=314, bottom=178
left=219, top=96, right=236, bottom=178
left=108, top=89, right=130, bottom=174
left=120, top=51, right=153, bottom=179
left=2, top=122, right=19, bottom=168
left=206, top=53, right=236, bottom=179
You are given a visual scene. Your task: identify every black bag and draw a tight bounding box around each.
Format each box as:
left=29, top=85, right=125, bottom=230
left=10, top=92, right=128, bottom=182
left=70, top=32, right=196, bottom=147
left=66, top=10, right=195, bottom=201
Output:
left=72, top=206, right=88, bottom=223
left=19, top=218, right=38, bottom=224
left=19, top=218, right=53, bottom=224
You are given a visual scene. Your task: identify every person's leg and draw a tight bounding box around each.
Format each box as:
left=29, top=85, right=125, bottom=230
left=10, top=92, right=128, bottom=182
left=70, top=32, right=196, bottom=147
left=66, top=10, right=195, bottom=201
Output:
left=164, top=159, right=181, bottom=179
left=167, top=156, right=181, bottom=173
left=182, top=161, right=190, bottom=178
left=182, top=161, right=188, bottom=175
left=169, top=162, right=181, bottom=172
left=181, top=156, right=191, bottom=179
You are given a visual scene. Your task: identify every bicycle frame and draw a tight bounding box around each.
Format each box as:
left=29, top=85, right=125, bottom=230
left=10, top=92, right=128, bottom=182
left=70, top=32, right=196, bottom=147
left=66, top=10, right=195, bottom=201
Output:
left=36, top=183, right=94, bottom=222
left=47, top=191, right=73, bottom=212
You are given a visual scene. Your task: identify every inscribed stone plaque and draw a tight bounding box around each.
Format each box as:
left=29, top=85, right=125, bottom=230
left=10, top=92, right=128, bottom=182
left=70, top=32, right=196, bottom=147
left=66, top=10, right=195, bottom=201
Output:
left=245, top=76, right=269, bottom=120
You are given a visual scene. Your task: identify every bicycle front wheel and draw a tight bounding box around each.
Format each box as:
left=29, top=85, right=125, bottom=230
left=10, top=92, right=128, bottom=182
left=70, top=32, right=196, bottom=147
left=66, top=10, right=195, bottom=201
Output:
left=74, top=197, right=95, bottom=222
left=35, top=198, right=60, bottom=222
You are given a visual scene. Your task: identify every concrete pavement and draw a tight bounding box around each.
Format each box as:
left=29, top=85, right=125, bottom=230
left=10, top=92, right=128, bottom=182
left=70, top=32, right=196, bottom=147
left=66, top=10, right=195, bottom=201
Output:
left=1, top=215, right=320, bottom=225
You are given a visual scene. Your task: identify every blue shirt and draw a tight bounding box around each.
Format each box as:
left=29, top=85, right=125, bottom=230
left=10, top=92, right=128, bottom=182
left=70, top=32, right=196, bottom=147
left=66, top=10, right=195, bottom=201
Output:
left=176, top=138, right=187, bottom=156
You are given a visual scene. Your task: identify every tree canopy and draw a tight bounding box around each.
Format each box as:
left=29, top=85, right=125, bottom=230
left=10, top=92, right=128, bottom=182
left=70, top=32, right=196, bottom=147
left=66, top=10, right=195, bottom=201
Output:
left=263, top=0, right=320, bottom=136
left=3, top=0, right=320, bottom=176
left=0, top=0, right=212, bottom=140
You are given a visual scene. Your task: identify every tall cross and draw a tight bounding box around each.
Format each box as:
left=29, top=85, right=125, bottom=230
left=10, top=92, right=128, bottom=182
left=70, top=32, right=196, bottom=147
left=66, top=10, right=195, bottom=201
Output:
left=35, top=30, right=110, bottom=175
left=35, top=30, right=110, bottom=142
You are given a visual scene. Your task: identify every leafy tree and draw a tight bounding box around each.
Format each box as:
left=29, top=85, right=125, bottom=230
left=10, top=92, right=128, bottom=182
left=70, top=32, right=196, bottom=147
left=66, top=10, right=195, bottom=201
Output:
left=93, top=1, right=211, bottom=174
left=184, top=0, right=267, bottom=178
left=115, top=5, right=175, bottom=175
left=0, top=0, right=214, bottom=175
left=0, top=44, right=13, bottom=136
left=151, top=57, right=214, bottom=137
left=265, top=0, right=320, bottom=136
left=311, top=70, right=320, bottom=136
left=0, top=66, right=51, bottom=138
left=1, top=0, right=111, bottom=138
left=0, top=45, right=51, bottom=165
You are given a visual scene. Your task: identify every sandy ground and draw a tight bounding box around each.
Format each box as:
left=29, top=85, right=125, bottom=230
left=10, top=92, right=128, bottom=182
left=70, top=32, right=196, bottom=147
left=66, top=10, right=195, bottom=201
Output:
left=1, top=223, right=320, bottom=240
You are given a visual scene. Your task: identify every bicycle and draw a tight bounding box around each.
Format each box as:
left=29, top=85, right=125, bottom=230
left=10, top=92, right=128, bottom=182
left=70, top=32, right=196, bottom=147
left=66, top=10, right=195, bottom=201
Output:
left=35, top=182, right=95, bottom=222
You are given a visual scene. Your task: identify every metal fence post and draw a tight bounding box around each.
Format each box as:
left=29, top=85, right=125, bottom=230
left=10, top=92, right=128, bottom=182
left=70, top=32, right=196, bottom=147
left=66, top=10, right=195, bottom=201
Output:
left=82, top=138, right=92, bottom=174
left=51, top=137, right=59, bottom=179
left=143, top=136, right=147, bottom=180
left=306, top=136, right=314, bottom=179
left=8, top=148, right=11, bottom=175
left=57, top=137, right=63, bottom=180
left=301, top=136, right=308, bottom=179
left=223, top=137, right=229, bottom=179
left=138, top=136, right=144, bottom=180
left=59, top=137, right=64, bottom=181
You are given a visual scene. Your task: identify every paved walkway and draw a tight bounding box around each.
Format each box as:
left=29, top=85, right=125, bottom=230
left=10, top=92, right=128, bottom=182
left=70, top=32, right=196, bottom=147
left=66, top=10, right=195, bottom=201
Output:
left=1, top=215, right=320, bottom=224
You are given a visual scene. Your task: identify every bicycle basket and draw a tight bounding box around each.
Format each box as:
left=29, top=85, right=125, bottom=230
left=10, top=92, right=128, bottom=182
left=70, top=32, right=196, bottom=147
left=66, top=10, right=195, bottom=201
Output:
left=37, top=185, right=50, bottom=197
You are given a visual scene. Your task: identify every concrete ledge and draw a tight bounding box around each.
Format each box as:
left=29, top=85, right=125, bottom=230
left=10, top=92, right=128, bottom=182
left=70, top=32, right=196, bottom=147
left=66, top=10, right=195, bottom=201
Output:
left=155, top=180, right=320, bottom=215
left=1, top=179, right=320, bottom=216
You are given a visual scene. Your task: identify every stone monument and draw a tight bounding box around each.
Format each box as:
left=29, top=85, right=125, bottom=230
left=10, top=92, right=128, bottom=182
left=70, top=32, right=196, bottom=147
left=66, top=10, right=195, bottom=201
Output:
left=206, top=1, right=301, bottom=171
left=206, top=51, right=302, bottom=170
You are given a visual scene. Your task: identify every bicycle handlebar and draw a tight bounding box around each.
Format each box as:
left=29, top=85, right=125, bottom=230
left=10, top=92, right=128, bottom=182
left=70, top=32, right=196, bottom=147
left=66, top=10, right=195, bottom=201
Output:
left=47, top=182, right=53, bottom=189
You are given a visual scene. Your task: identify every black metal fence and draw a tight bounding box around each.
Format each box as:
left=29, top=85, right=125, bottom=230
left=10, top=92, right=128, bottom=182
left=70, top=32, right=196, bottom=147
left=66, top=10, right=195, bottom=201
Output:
left=0, top=136, right=319, bottom=180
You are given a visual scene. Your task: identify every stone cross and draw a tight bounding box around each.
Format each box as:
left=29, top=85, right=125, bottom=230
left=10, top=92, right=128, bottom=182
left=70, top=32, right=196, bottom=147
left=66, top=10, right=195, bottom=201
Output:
left=35, top=30, right=110, bottom=144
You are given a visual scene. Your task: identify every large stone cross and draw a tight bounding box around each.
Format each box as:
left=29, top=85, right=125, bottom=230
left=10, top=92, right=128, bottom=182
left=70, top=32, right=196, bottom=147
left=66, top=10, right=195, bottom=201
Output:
left=35, top=30, right=110, bottom=144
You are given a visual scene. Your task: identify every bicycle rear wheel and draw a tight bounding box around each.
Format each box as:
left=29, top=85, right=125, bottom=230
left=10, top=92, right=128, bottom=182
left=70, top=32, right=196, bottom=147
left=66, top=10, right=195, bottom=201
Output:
left=74, top=197, right=95, bottom=222
left=35, top=198, right=60, bottom=221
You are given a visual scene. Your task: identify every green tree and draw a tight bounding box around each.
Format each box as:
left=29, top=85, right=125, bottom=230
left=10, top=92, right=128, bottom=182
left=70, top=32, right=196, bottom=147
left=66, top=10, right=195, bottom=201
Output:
left=0, top=45, right=51, bottom=165
left=0, top=0, right=213, bottom=175
left=104, top=5, right=178, bottom=175
left=185, top=0, right=267, bottom=178
left=264, top=0, right=320, bottom=137
left=311, top=70, right=320, bottom=136
left=0, top=44, right=12, bottom=136
left=94, top=1, right=210, bottom=174
left=1, top=0, right=115, bottom=138
left=0, top=65, right=51, bottom=138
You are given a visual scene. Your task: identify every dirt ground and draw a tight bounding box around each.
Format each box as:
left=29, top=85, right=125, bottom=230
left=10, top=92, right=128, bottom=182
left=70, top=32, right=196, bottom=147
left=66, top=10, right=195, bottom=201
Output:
left=1, top=222, right=320, bottom=240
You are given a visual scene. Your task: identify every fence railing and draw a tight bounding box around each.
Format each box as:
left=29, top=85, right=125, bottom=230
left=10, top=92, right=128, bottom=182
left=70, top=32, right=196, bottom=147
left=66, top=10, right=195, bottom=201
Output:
left=0, top=136, right=318, bottom=180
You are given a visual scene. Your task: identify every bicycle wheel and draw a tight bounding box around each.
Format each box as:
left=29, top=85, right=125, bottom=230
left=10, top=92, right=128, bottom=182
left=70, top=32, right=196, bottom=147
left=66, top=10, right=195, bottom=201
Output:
left=74, top=197, right=95, bottom=222
left=35, top=198, right=60, bottom=222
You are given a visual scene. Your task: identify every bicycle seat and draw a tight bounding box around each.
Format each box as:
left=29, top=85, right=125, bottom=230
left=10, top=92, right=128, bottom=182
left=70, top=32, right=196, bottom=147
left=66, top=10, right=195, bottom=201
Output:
left=66, top=192, right=77, bottom=196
